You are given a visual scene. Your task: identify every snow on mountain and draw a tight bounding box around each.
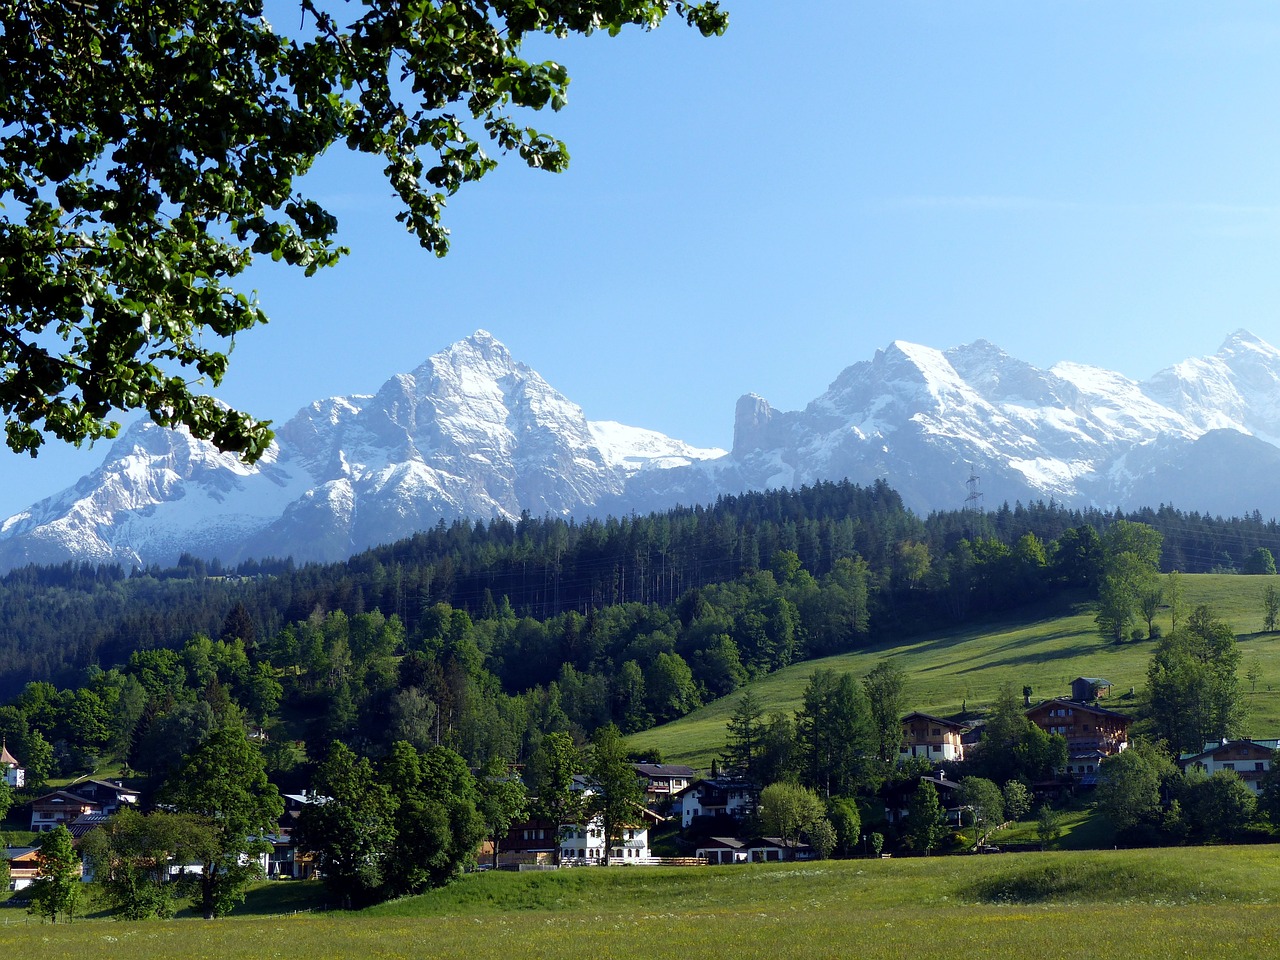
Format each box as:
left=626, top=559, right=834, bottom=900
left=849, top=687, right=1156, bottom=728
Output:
left=2, top=329, right=1279, bottom=571
left=627, top=329, right=1280, bottom=519
left=0, top=331, right=724, bottom=569
left=587, top=421, right=726, bottom=472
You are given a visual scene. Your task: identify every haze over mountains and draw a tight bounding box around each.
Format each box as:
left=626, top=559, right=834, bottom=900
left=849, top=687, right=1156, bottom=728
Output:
left=0, top=329, right=1277, bottom=571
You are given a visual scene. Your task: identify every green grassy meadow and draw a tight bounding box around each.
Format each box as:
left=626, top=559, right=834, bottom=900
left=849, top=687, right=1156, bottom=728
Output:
left=5, top=847, right=1280, bottom=959
left=631, top=574, right=1280, bottom=767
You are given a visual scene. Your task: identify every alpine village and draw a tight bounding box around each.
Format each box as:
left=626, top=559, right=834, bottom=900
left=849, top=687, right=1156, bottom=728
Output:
left=5, top=476, right=1280, bottom=928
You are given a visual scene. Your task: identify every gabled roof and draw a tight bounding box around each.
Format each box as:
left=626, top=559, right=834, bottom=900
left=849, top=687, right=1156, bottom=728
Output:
left=1179, top=739, right=1280, bottom=763
left=901, top=711, right=970, bottom=730
left=633, top=763, right=697, bottom=779
left=698, top=836, right=747, bottom=850
left=32, top=790, right=103, bottom=808
left=1027, top=697, right=1132, bottom=721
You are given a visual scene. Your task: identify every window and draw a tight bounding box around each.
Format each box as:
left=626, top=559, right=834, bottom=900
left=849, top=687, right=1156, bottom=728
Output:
left=933, top=744, right=942, bottom=752
left=1223, top=763, right=1236, bottom=771
left=1257, top=762, right=1265, bottom=772
left=932, top=728, right=941, bottom=736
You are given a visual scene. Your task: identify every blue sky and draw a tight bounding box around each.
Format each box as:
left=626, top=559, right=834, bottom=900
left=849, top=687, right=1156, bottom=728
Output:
left=3, top=1, right=1280, bottom=518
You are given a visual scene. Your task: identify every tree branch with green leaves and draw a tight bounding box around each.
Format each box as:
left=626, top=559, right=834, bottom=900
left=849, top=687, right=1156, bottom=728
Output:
left=0, top=0, right=727, bottom=458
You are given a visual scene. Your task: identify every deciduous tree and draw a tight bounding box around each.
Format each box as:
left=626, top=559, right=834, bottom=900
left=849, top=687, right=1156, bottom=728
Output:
left=477, top=758, right=528, bottom=870
left=958, top=777, right=1003, bottom=850
left=527, top=731, right=583, bottom=865
left=299, top=740, right=398, bottom=908
left=1095, top=739, right=1176, bottom=834
left=585, top=724, right=644, bottom=865
left=28, top=824, right=79, bottom=923
left=1264, top=584, right=1280, bottom=633
left=160, top=725, right=283, bottom=918
left=81, top=807, right=212, bottom=919
left=0, top=0, right=727, bottom=457
left=1146, top=605, right=1245, bottom=755
left=757, top=782, right=824, bottom=856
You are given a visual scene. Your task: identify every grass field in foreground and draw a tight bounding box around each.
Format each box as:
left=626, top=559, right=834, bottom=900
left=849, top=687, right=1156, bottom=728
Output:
left=5, top=847, right=1280, bottom=959
left=630, top=574, right=1280, bottom=767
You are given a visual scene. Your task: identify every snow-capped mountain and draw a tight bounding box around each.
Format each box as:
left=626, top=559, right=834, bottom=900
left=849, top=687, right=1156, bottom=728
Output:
left=605, top=329, right=1280, bottom=521
left=1, top=329, right=1278, bottom=571
left=0, top=331, right=725, bottom=569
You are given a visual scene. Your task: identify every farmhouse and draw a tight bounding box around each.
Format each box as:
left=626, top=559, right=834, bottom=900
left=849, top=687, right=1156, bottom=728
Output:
left=1179, top=739, right=1280, bottom=794
left=899, top=712, right=969, bottom=763
left=29, top=790, right=103, bottom=833
left=1026, top=697, right=1131, bottom=780
left=676, top=777, right=757, bottom=829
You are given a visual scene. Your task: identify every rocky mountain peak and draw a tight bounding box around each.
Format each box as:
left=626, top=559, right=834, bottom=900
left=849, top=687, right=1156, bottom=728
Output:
left=3, top=331, right=1280, bottom=571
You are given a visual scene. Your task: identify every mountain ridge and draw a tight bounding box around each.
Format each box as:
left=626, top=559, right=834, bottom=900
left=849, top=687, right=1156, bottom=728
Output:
left=1, top=328, right=1278, bottom=570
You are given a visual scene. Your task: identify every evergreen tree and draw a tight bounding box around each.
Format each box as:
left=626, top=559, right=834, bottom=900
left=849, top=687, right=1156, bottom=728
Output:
left=724, top=689, right=765, bottom=782
left=796, top=670, right=873, bottom=797
left=904, top=780, right=948, bottom=855
left=863, top=660, right=908, bottom=763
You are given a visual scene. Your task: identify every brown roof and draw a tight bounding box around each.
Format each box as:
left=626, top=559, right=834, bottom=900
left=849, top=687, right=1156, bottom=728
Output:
left=0, top=741, right=19, bottom=767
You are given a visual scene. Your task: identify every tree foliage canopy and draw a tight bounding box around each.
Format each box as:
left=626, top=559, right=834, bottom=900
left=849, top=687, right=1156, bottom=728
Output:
left=0, top=0, right=726, bottom=457
left=28, top=823, right=80, bottom=922
left=1146, top=605, right=1245, bottom=756
left=160, top=724, right=283, bottom=917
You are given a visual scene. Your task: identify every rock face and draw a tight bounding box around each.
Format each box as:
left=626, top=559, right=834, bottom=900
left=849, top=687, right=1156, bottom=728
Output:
left=603, top=329, right=1280, bottom=521
left=2, top=329, right=1279, bottom=571
left=0, top=331, right=725, bottom=569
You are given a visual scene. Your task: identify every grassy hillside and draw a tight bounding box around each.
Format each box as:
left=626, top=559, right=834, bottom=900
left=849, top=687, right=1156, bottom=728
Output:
left=631, top=574, right=1280, bottom=768
left=7, top=847, right=1280, bottom=959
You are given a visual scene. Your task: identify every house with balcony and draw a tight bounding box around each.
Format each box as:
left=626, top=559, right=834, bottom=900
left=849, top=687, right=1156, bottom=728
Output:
left=30, top=791, right=103, bottom=833
left=1179, top=739, right=1280, bottom=794
left=899, top=712, right=970, bottom=764
left=1026, top=697, right=1131, bottom=782
left=633, top=763, right=697, bottom=807
left=676, top=778, right=758, bottom=830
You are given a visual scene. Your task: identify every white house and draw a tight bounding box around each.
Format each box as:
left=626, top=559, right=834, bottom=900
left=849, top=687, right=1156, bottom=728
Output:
left=899, top=712, right=969, bottom=764
left=1, top=742, right=23, bottom=789
left=677, top=778, right=757, bottom=829
left=1179, top=739, right=1279, bottom=794
left=559, top=818, right=652, bottom=864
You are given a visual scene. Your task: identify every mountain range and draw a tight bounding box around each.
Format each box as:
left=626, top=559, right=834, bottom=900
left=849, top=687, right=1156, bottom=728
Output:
left=1, top=329, right=1277, bottom=570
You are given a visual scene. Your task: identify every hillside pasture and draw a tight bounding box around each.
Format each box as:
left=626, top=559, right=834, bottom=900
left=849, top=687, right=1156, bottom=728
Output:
left=631, top=574, right=1280, bottom=767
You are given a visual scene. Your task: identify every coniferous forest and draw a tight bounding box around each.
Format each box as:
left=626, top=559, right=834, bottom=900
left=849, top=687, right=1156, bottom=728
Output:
left=1, top=479, right=1279, bottom=782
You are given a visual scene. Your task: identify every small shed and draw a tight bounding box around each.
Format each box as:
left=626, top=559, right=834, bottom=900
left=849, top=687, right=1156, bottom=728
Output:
left=1071, top=677, right=1111, bottom=703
